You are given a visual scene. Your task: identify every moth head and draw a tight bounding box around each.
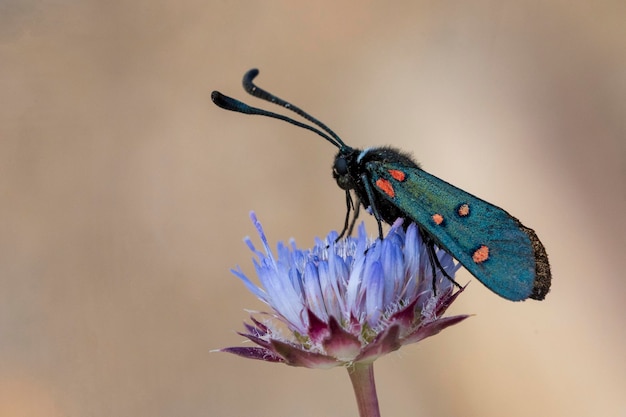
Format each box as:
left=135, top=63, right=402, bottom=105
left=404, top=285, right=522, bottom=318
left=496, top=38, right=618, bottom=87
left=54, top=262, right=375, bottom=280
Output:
left=333, top=153, right=355, bottom=191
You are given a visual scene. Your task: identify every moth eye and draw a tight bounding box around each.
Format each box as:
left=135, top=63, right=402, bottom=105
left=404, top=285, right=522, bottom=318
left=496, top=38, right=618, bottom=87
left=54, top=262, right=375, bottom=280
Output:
left=333, top=157, right=348, bottom=176
left=333, top=157, right=354, bottom=190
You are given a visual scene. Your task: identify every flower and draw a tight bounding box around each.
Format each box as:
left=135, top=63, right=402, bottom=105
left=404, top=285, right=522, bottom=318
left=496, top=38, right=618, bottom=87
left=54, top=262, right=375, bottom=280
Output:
left=222, top=212, right=469, bottom=368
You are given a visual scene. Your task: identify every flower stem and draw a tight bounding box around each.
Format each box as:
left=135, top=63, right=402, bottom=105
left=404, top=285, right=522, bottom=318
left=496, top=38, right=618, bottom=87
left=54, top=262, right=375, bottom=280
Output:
left=348, top=362, right=381, bottom=417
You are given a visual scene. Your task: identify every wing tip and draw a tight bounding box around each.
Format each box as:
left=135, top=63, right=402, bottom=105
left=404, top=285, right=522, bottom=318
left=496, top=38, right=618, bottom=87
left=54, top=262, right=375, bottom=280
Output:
left=519, top=224, right=552, bottom=301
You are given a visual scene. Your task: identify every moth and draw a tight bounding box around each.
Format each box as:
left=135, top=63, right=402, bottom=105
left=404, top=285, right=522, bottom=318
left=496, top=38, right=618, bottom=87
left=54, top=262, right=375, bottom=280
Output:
left=212, top=69, right=551, bottom=301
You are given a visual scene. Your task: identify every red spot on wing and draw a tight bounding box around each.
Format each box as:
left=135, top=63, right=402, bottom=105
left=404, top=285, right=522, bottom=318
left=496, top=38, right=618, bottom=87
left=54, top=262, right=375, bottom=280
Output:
left=458, top=203, right=470, bottom=217
left=472, top=245, right=489, bottom=263
left=432, top=213, right=444, bottom=225
left=388, top=169, right=406, bottom=182
left=376, top=178, right=395, bottom=198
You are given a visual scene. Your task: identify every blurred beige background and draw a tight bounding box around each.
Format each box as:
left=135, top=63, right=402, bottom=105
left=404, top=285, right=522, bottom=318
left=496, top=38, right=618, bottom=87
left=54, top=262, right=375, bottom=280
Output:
left=1, top=1, right=624, bottom=416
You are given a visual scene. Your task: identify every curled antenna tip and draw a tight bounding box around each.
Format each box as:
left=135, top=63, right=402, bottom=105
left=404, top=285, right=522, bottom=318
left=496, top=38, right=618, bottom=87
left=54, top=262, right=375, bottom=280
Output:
left=211, top=91, right=248, bottom=112
left=243, top=68, right=260, bottom=92
left=211, top=90, right=226, bottom=106
left=244, top=68, right=259, bottom=80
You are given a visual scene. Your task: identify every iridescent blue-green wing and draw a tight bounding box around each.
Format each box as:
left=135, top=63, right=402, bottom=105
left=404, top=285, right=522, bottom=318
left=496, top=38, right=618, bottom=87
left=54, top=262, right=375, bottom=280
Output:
left=366, top=162, right=550, bottom=301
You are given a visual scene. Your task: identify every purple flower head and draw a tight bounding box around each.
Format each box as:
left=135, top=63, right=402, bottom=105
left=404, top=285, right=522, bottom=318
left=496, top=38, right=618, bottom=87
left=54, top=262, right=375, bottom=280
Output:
left=222, top=212, right=469, bottom=368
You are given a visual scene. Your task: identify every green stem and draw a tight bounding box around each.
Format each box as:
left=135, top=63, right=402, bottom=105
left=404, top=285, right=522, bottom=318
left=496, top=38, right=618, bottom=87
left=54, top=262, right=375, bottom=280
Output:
left=348, top=362, right=381, bottom=417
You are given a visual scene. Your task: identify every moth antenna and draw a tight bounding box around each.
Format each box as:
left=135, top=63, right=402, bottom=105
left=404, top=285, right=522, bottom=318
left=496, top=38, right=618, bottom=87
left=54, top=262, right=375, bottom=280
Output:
left=211, top=91, right=341, bottom=148
left=242, top=69, right=348, bottom=149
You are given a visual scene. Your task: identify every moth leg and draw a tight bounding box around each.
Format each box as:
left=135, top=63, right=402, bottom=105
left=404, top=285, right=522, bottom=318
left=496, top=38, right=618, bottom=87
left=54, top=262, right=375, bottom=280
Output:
left=421, top=229, right=462, bottom=294
left=346, top=198, right=361, bottom=236
left=361, top=174, right=384, bottom=240
left=336, top=191, right=354, bottom=240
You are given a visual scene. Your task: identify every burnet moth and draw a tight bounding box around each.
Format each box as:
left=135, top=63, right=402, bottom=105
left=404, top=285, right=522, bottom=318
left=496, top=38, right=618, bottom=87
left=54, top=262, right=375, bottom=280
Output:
left=212, top=69, right=551, bottom=301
